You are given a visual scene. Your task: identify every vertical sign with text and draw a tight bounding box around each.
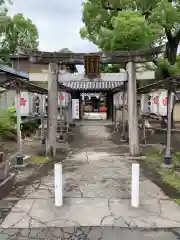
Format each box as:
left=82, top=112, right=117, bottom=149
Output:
left=72, top=99, right=79, bottom=119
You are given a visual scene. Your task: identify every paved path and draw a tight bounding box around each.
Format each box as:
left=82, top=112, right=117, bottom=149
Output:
left=0, top=122, right=180, bottom=238
left=0, top=228, right=179, bottom=239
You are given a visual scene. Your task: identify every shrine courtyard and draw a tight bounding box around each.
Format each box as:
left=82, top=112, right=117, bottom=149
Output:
left=0, top=122, right=180, bottom=239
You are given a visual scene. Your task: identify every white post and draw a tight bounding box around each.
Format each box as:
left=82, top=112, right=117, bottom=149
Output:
left=54, top=163, right=63, bottom=207
left=40, top=94, right=45, bottom=142
left=4, top=91, right=8, bottom=110
left=131, top=163, right=140, bottom=208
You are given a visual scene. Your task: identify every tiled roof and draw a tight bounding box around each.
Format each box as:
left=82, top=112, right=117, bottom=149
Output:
left=0, top=65, right=47, bottom=94
left=61, top=81, right=124, bottom=90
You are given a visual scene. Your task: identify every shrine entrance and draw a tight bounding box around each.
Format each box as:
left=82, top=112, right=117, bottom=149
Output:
left=80, top=92, right=107, bottom=120
left=71, top=91, right=114, bottom=121
left=23, top=45, right=164, bottom=157
left=67, top=79, right=119, bottom=122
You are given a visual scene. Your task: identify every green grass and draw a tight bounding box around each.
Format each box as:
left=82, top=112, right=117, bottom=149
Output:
left=145, top=150, right=180, bottom=203
left=29, top=156, right=50, bottom=165
left=173, top=198, right=180, bottom=204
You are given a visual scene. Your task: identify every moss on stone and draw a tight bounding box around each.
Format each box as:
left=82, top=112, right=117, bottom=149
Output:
left=30, top=156, right=50, bottom=165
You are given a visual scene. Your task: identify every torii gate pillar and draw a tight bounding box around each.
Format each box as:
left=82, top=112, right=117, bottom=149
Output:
left=126, top=61, right=139, bottom=156
left=46, top=63, right=58, bottom=156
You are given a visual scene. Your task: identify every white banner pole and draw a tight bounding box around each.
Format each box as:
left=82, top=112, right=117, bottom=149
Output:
left=54, top=163, right=63, bottom=207
left=131, top=163, right=140, bottom=208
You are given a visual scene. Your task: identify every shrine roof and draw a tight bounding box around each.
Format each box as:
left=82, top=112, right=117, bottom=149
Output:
left=0, top=64, right=48, bottom=94
left=137, top=77, right=180, bottom=94
left=9, top=54, right=78, bottom=72
left=0, top=77, right=48, bottom=94
left=61, top=80, right=124, bottom=91
left=0, top=64, right=29, bottom=79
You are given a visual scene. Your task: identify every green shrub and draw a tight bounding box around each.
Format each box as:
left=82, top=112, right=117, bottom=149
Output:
left=0, top=110, right=16, bottom=139
left=0, top=106, right=41, bottom=140
left=21, top=119, right=41, bottom=138
left=8, top=105, right=16, bottom=113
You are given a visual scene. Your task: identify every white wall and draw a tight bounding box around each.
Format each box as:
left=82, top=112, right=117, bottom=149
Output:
left=0, top=90, right=16, bottom=110
left=29, top=71, right=155, bottom=82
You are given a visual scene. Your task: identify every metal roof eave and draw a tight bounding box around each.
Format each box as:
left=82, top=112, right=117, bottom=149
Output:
left=0, top=64, right=48, bottom=94
left=137, top=77, right=180, bottom=94
left=112, top=81, right=127, bottom=93
left=58, top=82, right=73, bottom=93
left=0, top=78, right=48, bottom=94
left=0, top=64, right=29, bottom=80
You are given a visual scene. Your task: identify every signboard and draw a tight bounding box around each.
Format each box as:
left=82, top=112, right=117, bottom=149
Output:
left=157, top=90, right=174, bottom=116
left=113, top=91, right=127, bottom=109
left=58, top=92, right=71, bottom=107
left=113, top=93, right=119, bottom=108
left=150, top=91, right=159, bottom=115
left=140, top=89, right=174, bottom=117
left=140, top=94, right=149, bottom=114
left=72, top=99, right=79, bottom=119
left=42, top=95, right=47, bottom=114
left=84, top=55, right=100, bottom=78
left=119, top=91, right=128, bottom=106
left=15, top=91, right=30, bottom=116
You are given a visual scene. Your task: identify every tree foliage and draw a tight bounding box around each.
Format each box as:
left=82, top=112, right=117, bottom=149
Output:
left=80, top=0, right=180, bottom=65
left=0, top=106, right=41, bottom=140
left=0, top=13, right=39, bottom=63
left=58, top=48, right=73, bottom=53
left=0, top=0, right=11, bottom=34
left=155, top=54, right=180, bottom=79
left=1, top=13, right=39, bottom=55
left=100, top=64, right=120, bottom=73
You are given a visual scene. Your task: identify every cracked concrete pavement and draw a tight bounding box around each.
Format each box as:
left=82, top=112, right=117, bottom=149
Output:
left=0, top=228, right=180, bottom=239
left=0, top=122, right=180, bottom=238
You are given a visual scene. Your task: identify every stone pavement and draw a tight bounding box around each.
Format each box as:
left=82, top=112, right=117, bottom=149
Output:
left=1, top=123, right=180, bottom=235
left=0, top=227, right=180, bottom=239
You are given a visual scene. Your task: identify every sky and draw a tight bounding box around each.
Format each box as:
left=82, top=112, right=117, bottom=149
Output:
left=8, top=0, right=98, bottom=53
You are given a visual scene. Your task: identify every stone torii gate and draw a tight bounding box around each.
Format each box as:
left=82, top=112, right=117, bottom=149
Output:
left=24, top=46, right=164, bottom=156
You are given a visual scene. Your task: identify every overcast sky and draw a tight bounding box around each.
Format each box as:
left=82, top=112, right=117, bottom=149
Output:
left=8, top=0, right=98, bottom=53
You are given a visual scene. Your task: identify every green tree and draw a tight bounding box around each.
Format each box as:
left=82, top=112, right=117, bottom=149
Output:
left=0, top=13, right=39, bottom=63
left=80, top=0, right=180, bottom=65
left=0, top=0, right=12, bottom=63
left=58, top=48, right=73, bottom=53
left=155, top=54, right=180, bottom=79
left=100, top=64, right=120, bottom=73
left=0, top=0, right=11, bottom=24
left=58, top=48, right=78, bottom=73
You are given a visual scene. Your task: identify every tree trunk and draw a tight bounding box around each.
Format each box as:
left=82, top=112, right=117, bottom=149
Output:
left=164, top=40, right=178, bottom=128
left=165, top=40, right=178, bottom=65
left=171, top=107, right=174, bottom=129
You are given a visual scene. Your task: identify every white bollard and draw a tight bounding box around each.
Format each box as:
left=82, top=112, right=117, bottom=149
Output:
left=54, top=163, right=63, bottom=207
left=131, top=163, right=140, bottom=208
